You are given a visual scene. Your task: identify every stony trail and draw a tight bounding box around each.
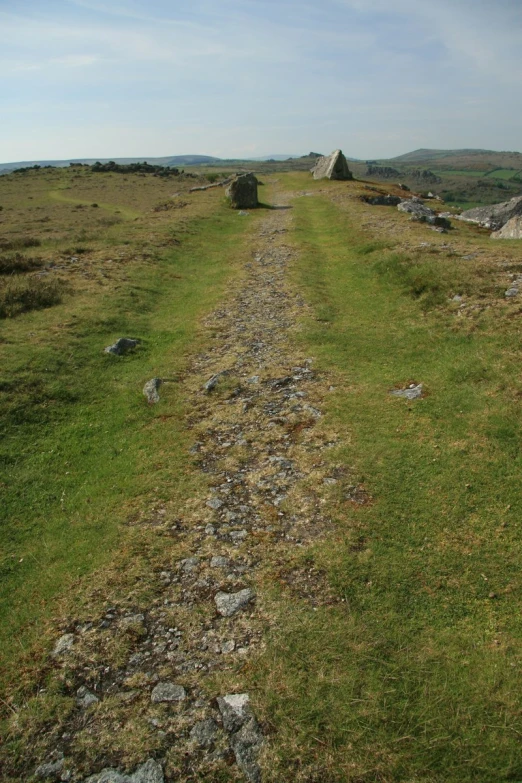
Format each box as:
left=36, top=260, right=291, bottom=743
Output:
left=30, top=193, right=349, bottom=783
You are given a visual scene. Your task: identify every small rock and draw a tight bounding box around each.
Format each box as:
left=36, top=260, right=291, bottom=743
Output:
left=84, top=759, right=163, bottom=783
left=231, top=720, right=263, bottom=783
left=214, top=589, right=255, bottom=617
left=52, top=634, right=74, bottom=656
left=204, top=371, right=227, bottom=392
left=217, top=693, right=252, bottom=732
left=505, top=287, right=519, bottom=298
left=229, top=530, right=248, bottom=541
left=190, top=718, right=219, bottom=748
left=207, top=497, right=223, bottom=510
left=104, top=338, right=140, bottom=356
left=221, top=640, right=236, bottom=654
left=143, top=378, right=162, bottom=404
left=180, top=557, right=200, bottom=573
left=210, top=556, right=229, bottom=568
left=390, top=383, right=423, bottom=400
left=151, top=682, right=186, bottom=703
left=76, top=686, right=99, bottom=709
left=205, top=524, right=216, bottom=535
left=35, top=752, right=64, bottom=779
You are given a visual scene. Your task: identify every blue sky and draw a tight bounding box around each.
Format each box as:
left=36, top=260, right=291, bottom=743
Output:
left=1, top=0, right=521, bottom=161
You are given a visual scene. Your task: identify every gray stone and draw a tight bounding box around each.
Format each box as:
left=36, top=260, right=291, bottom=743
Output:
left=207, top=497, right=223, bottom=510
left=214, top=589, right=255, bottom=617
left=458, top=195, right=522, bottom=231
left=129, top=759, right=164, bottom=783
left=143, top=378, right=162, bottom=404
left=150, top=682, right=186, bottom=703
left=390, top=383, right=423, bottom=400
left=190, top=718, right=219, bottom=747
left=204, top=371, right=227, bottom=392
left=492, top=215, right=522, bottom=239
left=229, top=529, right=248, bottom=541
left=104, top=337, right=140, bottom=356
left=225, top=174, right=258, bottom=209
left=84, top=760, right=163, bottom=783
left=230, top=719, right=263, bottom=783
left=180, top=556, right=200, bottom=573
left=76, top=686, right=99, bottom=708
left=362, top=194, right=401, bottom=206
left=221, top=640, right=236, bottom=654
left=505, top=287, right=519, bottom=298
left=397, top=199, right=435, bottom=219
left=52, top=633, right=74, bottom=656
left=217, top=693, right=252, bottom=732
left=311, top=149, right=353, bottom=181
left=210, top=556, right=229, bottom=568
left=35, top=752, right=64, bottom=779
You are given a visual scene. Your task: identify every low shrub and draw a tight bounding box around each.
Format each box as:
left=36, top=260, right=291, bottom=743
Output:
left=0, top=237, right=41, bottom=250
left=0, top=253, right=44, bottom=275
left=0, top=276, right=68, bottom=318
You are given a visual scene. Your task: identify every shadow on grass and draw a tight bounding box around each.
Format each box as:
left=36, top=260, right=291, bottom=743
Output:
left=257, top=202, right=293, bottom=211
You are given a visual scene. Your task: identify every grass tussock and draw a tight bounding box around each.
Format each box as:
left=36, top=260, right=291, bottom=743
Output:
left=0, top=252, right=44, bottom=275
left=0, top=275, right=68, bottom=317
left=0, top=236, right=41, bottom=251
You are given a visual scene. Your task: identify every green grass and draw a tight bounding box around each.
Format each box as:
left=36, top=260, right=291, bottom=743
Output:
left=484, top=169, right=521, bottom=180
left=251, top=192, right=522, bottom=782
left=0, top=204, right=252, bottom=690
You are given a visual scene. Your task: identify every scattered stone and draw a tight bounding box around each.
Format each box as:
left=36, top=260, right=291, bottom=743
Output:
left=150, top=682, right=186, bottom=703
left=492, top=215, right=522, bottom=239
left=225, top=174, right=258, bottom=210
left=311, top=149, right=353, bottom=181
left=214, top=589, right=255, bottom=617
left=397, top=199, right=435, bottom=219
left=210, top=556, right=230, bottom=568
left=104, top=338, right=140, bottom=356
left=458, top=195, right=522, bottom=231
left=238, top=211, right=249, bottom=216
left=180, top=557, right=200, bottom=573
left=52, top=634, right=74, bottom=656
left=505, top=287, right=519, bottom=298
left=190, top=718, right=219, bottom=748
left=390, top=383, right=423, bottom=400
left=76, top=686, right=99, bottom=709
left=207, top=497, right=223, bottom=510
left=143, top=378, right=162, bottom=404
left=229, top=529, right=248, bottom=541
left=221, top=640, right=236, bottom=654
left=230, top=720, right=263, bottom=783
left=84, top=759, right=163, bottom=783
left=35, top=752, right=64, bottom=779
left=204, top=371, right=227, bottom=393
left=362, top=194, right=401, bottom=206
left=217, top=693, right=252, bottom=732
left=120, top=614, right=147, bottom=635
left=205, top=524, right=216, bottom=535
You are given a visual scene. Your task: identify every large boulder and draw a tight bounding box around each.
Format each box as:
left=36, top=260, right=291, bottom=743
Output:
left=225, top=173, right=258, bottom=209
left=491, top=215, right=522, bottom=239
left=311, top=149, right=353, bottom=181
left=457, top=195, right=522, bottom=231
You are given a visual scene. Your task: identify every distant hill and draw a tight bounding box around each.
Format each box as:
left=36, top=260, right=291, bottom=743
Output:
left=0, top=154, right=221, bottom=174
left=384, top=148, right=522, bottom=170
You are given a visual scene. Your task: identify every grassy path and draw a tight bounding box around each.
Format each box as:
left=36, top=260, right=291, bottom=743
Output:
left=3, top=174, right=522, bottom=782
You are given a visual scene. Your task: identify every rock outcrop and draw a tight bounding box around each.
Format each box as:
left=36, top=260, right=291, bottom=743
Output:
left=491, top=215, right=522, bottom=239
left=311, top=149, right=353, bottom=181
left=225, top=173, right=258, bottom=209
left=397, top=198, right=435, bottom=219
left=457, top=195, right=522, bottom=231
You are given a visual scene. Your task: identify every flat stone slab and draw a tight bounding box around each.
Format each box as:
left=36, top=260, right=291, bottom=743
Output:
left=150, top=682, right=186, bottom=703
left=390, top=383, right=423, bottom=400
left=214, top=589, right=255, bottom=617
left=84, top=759, right=163, bottom=783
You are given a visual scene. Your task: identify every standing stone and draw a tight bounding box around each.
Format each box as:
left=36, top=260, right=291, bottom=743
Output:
left=311, top=150, right=353, bottom=181
left=226, top=174, right=258, bottom=209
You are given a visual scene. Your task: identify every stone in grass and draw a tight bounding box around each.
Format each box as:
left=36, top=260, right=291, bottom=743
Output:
left=217, top=694, right=263, bottom=783
left=77, top=686, right=99, bottom=709
left=84, top=759, right=163, bottom=783
left=390, top=383, right=423, bottom=400
left=143, top=378, right=162, bottom=404
left=35, top=751, right=64, bottom=779
left=225, top=173, right=258, bottom=210
left=190, top=718, right=219, bottom=748
left=214, top=589, right=255, bottom=617
left=505, top=287, right=519, bottom=298
left=104, top=337, right=140, bottom=356
left=52, top=633, right=74, bottom=656
left=150, top=682, right=186, bottom=703
left=210, top=556, right=230, bottom=568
